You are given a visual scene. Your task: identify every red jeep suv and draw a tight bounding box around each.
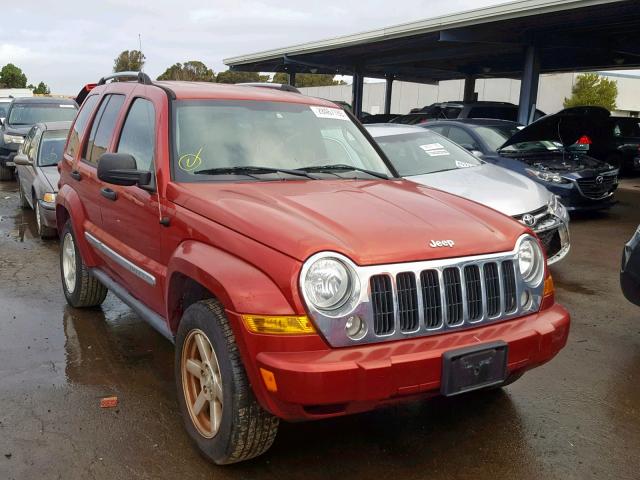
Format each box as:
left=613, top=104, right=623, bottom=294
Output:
left=56, top=72, right=570, bottom=464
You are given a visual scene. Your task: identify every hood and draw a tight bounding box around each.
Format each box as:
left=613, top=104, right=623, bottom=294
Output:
left=167, top=179, right=527, bottom=265
left=40, top=166, right=60, bottom=192
left=500, top=106, right=611, bottom=149
left=406, top=163, right=549, bottom=217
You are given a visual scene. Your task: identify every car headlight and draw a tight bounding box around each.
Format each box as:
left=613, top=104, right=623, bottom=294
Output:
left=526, top=168, right=569, bottom=184
left=42, top=192, right=56, bottom=203
left=3, top=134, right=24, bottom=144
left=517, top=236, right=545, bottom=286
left=302, top=256, right=358, bottom=312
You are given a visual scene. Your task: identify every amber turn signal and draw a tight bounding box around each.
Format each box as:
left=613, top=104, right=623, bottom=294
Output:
left=543, top=275, right=554, bottom=297
left=242, top=314, right=316, bottom=335
left=260, top=368, right=278, bottom=392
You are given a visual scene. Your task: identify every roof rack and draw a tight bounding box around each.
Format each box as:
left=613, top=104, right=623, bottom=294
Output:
left=97, top=71, right=152, bottom=86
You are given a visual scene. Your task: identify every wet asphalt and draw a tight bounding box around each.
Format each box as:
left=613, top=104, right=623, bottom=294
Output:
left=0, top=177, right=639, bottom=480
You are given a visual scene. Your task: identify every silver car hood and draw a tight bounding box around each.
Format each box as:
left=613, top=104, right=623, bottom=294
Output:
left=41, top=166, right=60, bottom=192
left=406, top=163, right=550, bottom=217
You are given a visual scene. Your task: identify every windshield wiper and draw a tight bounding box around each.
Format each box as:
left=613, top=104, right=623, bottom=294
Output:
left=299, top=164, right=389, bottom=179
left=193, top=166, right=315, bottom=179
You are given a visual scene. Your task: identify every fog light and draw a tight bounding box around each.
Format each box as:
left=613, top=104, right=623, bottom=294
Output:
left=520, top=290, right=531, bottom=309
left=345, top=315, right=366, bottom=340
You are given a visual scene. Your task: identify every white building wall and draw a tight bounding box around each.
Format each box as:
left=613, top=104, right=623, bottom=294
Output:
left=299, top=72, right=640, bottom=117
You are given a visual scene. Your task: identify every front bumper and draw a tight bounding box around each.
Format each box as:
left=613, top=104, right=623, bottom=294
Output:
left=0, top=149, right=16, bottom=167
left=37, top=199, right=58, bottom=229
left=546, top=182, right=617, bottom=212
left=243, top=304, right=570, bottom=420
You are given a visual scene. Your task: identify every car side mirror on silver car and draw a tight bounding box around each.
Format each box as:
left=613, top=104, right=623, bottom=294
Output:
left=13, top=153, right=32, bottom=166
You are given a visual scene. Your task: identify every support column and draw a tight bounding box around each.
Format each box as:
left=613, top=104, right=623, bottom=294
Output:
left=384, top=76, right=394, bottom=114
left=463, top=75, right=477, bottom=103
left=351, top=70, right=364, bottom=118
left=517, top=45, right=540, bottom=125
left=288, top=71, right=296, bottom=87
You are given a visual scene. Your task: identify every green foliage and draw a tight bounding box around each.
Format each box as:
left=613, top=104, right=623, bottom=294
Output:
left=113, top=50, right=146, bottom=73
left=563, top=73, right=618, bottom=111
left=216, top=70, right=269, bottom=84
left=0, top=64, right=28, bottom=88
left=272, top=72, right=345, bottom=87
left=157, top=61, right=216, bottom=81
left=33, top=81, right=51, bottom=95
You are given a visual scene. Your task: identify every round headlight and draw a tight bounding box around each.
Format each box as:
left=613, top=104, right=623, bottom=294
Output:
left=517, top=237, right=544, bottom=285
left=303, top=257, right=353, bottom=310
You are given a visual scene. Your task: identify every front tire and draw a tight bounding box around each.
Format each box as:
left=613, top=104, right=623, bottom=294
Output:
left=35, top=197, right=56, bottom=239
left=60, top=221, right=108, bottom=308
left=175, top=299, right=279, bottom=464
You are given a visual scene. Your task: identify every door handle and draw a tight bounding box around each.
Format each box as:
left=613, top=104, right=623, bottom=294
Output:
left=100, top=187, right=117, bottom=201
left=70, top=170, right=81, bottom=181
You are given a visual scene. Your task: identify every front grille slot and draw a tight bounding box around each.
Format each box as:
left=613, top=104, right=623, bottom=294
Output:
left=370, top=275, right=394, bottom=335
left=502, top=260, right=517, bottom=313
left=577, top=175, right=617, bottom=199
left=420, top=270, right=442, bottom=328
left=396, top=272, right=419, bottom=332
left=464, top=265, right=483, bottom=321
left=484, top=262, right=501, bottom=317
left=443, top=267, right=463, bottom=325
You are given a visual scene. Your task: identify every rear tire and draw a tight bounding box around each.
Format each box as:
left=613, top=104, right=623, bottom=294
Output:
left=175, top=299, right=279, bottom=464
left=0, top=164, right=13, bottom=181
left=60, top=220, right=108, bottom=308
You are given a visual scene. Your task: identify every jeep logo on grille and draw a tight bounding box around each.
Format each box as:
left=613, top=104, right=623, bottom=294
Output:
left=430, top=239, right=455, bottom=248
left=596, top=175, right=604, bottom=184
left=522, top=213, right=537, bottom=227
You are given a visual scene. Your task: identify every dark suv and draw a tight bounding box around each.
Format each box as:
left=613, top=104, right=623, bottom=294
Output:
left=0, top=97, right=77, bottom=179
left=392, top=101, right=545, bottom=125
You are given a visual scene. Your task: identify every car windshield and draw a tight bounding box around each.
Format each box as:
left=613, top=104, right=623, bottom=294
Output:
left=8, top=103, right=77, bottom=126
left=38, top=130, right=68, bottom=167
left=472, top=125, right=560, bottom=153
left=173, top=100, right=391, bottom=181
left=373, top=130, right=482, bottom=176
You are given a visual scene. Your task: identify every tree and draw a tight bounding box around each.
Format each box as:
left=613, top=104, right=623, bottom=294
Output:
left=0, top=64, right=28, bottom=88
left=563, top=73, right=618, bottom=111
left=33, top=81, right=51, bottom=95
left=157, top=61, right=216, bottom=82
left=272, top=72, right=345, bottom=87
left=113, top=50, right=145, bottom=73
left=216, top=70, right=268, bottom=84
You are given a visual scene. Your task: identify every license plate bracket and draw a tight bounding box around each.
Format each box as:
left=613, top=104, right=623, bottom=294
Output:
left=441, top=341, right=508, bottom=396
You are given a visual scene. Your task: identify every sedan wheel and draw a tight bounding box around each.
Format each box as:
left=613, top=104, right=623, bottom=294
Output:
left=181, top=329, right=223, bottom=438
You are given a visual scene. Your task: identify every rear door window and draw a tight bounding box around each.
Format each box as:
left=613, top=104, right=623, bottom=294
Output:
left=116, top=98, right=156, bottom=172
left=65, top=94, right=99, bottom=158
left=84, top=94, right=125, bottom=166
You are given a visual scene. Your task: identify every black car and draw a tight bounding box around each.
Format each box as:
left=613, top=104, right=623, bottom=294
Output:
left=422, top=113, right=619, bottom=212
left=604, top=117, right=640, bottom=172
left=621, top=226, right=640, bottom=306
left=393, top=101, right=545, bottom=125
left=0, top=97, right=78, bottom=180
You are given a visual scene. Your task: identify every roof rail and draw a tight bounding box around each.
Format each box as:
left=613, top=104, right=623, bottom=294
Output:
left=97, top=71, right=153, bottom=86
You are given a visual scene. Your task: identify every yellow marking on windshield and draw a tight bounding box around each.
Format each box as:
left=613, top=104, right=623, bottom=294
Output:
left=178, top=146, right=204, bottom=172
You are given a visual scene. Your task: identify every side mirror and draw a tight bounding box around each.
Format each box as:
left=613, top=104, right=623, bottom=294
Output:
left=97, top=153, right=151, bottom=187
left=13, top=153, right=32, bottom=166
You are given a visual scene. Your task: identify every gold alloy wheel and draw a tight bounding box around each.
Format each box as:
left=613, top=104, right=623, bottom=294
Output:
left=181, top=329, right=223, bottom=438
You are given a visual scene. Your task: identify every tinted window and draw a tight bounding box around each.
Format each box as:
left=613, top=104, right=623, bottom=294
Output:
left=612, top=119, right=640, bottom=137
left=467, top=106, right=517, bottom=121
left=8, top=103, right=77, bottom=126
left=28, top=129, right=43, bottom=160
left=447, top=127, right=479, bottom=149
left=0, top=102, right=10, bottom=119
left=117, top=98, right=156, bottom=172
left=20, top=127, right=36, bottom=157
left=443, top=107, right=462, bottom=119
left=38, top=130, right=68, bottom=167
left=85, top=94, right=125, bottom=165
left=374, top=131, right=482, bottom=176
left=66, top=95, right=99, bottom=158
left=173, top=100, right=389, bottom=182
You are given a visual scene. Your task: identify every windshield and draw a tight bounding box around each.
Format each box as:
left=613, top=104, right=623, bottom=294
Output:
left=38, top=130, right=68, bottom=167
left=472, top=125, right=560, bottom=153
left=373, top=130, right=482, bottom=176
left=173, top=100, right=391, bottom=181
left=8, top=103, right=77, bottom=126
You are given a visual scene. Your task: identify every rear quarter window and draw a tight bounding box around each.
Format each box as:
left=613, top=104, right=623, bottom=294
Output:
left=66, top=95, right=99, bottom=158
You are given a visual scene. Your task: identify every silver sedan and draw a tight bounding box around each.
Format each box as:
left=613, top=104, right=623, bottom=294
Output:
left=367, top=124, right=570, bottom=264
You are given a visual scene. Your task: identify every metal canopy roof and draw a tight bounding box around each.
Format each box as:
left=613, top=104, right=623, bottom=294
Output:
left=224, top=0, right=640, bottom=84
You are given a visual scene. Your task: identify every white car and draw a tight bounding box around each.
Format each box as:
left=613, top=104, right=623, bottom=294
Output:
left=367, top=124, right=570, bottom=264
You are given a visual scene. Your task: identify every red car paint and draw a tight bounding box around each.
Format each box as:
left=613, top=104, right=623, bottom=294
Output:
left=57, top=80, right=570, bottom=420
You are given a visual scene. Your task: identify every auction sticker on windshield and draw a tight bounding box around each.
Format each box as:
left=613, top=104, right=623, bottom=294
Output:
left=420, top=143, right=450, bottom=157
left=310, top=106, right=350, bottom=121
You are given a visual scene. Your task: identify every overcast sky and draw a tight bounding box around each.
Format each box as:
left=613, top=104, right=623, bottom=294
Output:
left=1, top=0, right=515, bottom=94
